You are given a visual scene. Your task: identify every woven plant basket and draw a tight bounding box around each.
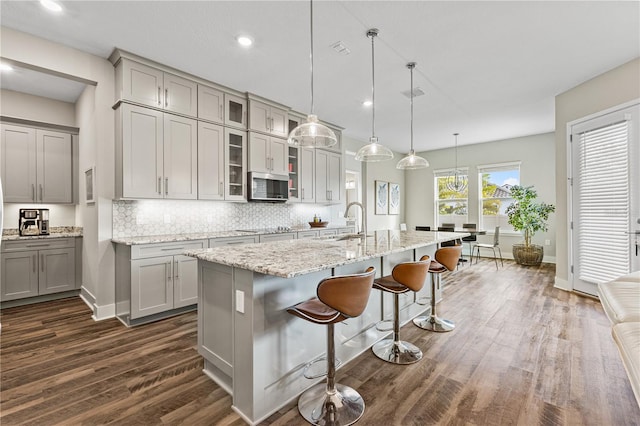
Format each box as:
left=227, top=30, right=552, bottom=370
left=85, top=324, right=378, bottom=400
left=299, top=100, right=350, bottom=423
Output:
left=512, top=244, right=544, bottom=266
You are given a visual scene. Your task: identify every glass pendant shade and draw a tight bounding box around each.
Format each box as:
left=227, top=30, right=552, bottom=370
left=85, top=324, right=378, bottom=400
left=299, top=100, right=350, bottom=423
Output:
left=287, top=0, right=336, bottom=148
left=357, top=28, right=393, bottom=162
left=397, top=62, right=428, bottom=170
left=288, top=114, right=337, bottom=147
left=397, top=149, right=429, bottom=169
left=355, top=136, right=394, bottom=162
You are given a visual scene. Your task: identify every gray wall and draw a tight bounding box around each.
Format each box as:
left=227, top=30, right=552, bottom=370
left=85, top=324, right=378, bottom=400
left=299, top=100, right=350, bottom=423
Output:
left=405, top=133, right=557, bottom=261
left=554, top=57, right=640, bottom=289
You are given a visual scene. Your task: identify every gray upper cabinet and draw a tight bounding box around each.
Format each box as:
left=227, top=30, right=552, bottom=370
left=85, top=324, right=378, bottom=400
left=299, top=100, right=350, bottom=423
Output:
left=117, top=59, right=197, bottom=117
left=315, top=149, right=342, bottom=204
left=117, top=104, right=197, bottom=200
left=300, top=147, right=315, bottom=203
left=249, top=99, right=288, bottom=137
left=198, top=121, right=225, bottom=200
left=1, top=124, right=72, bottom=204
left=248, top=133, right=288, bottom=175
left=198, top=85, right=224, bottom=124
left=224, top=94, right=247, bottom=129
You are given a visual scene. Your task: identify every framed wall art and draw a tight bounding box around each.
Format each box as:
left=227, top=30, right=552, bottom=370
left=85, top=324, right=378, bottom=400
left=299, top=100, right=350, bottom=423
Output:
left=375, top=180, right=388, bottom=215
left=388, top=182, right=400, bottom=215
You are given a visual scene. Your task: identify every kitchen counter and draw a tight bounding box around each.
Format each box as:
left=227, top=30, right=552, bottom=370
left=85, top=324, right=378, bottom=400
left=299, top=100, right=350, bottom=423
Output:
left=111, top=224, right=354, bottom=245
left=187, top=230, right=464, bottom=278
left=2, top=227, right=83, bottom=241
left=191, top=229, right=465, bottom=424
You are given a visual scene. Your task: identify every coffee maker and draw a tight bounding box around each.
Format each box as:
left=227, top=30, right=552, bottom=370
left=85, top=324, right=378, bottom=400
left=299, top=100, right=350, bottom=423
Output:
left=19, top=209, right=50, bottom=236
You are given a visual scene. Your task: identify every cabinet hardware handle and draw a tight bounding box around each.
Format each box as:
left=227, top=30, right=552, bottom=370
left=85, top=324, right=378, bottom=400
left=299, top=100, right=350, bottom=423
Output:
left=301, top=188, right=304, bottom=199
left=33, top=255, right=36, bottom=273
left=32, top=184, right=35, bottom=201
left=175, top=261, right=180, bottom=279
left=158, top=177, right=162, bottom=194
left=165, top=89, right=169, bottom=107
left=272, top=118, right=275, bottom=130
left=41, top=254, right=44, bottom=272
left=220, top=182, right=223, bottom=195
left=26, top=244, right=50, bottom=248
left=265, top=117, right=269, bottom=130
left=167, top=261, right=172, bottom=280
left=219, top=105, right=223, bottom=120
left=39, top=184, right=43, bottom=201
left=165, top=178, right=168, bottom=195
left=158, top=87, right=162, bottom=106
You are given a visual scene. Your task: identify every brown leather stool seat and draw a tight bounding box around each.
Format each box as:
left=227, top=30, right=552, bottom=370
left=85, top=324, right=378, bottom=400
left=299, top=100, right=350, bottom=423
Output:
left=413, top=245, right=462, bottom=332
left=287, top=266, right=376, bottom=426
left=371, top=255, right=430, bottom=364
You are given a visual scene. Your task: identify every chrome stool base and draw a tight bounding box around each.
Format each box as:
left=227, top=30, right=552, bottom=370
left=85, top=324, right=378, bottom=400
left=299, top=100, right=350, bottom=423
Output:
left=413, top=315, right=455, bottom=332
left=372, top=338, right=422, bottom=364
left=298, top=382, right=365, bottom=426
left=375, top=319, right=394, bottom=332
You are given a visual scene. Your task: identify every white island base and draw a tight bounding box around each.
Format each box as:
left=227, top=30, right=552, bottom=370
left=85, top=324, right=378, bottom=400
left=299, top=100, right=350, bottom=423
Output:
left=191, top=231, right=462, bottom=424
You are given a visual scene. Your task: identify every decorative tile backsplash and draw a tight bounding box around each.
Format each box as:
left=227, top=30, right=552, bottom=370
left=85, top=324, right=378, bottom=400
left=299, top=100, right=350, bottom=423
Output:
left=112, top=200, right=344, bottom=238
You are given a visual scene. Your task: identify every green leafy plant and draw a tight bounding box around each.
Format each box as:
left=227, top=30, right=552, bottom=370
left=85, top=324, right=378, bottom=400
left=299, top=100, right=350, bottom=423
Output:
left=506, top=185, right=555, bottom=247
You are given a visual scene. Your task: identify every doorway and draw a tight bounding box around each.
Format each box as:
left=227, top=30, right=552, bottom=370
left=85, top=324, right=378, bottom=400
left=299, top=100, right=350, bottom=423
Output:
left=570, top=102, right=640, bottom=295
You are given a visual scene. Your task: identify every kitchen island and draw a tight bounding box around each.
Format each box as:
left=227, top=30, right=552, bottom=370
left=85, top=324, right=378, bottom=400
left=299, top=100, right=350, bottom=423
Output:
left=186, top=230, right=465, bottom=425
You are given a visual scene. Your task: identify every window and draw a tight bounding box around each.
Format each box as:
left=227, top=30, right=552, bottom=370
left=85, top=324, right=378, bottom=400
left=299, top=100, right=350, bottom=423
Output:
left=435, top=169, right=468, bottom=227
left=478, top=162, right=520, bottom=232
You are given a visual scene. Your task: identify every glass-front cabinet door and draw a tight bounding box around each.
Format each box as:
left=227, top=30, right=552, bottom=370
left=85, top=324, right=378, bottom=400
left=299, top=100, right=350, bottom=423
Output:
left=288, top=146, right=299, bottom=202
left=225, top=128, right=246, bottom=201
left=224, top=94, right=247, bottom=129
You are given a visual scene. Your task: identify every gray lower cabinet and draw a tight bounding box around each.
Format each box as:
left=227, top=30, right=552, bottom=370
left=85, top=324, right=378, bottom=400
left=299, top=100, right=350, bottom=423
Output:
left=209, top=235, right=259, bottom=247
left=115, top=239, right=205, bottom=325
left=1, top=238, right=77, bottom=302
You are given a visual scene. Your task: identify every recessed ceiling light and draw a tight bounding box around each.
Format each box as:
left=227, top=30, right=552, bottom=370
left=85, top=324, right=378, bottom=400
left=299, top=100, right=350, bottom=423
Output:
left=362, top=100, right=373, bottom=107
left=40, top=0, right=63, bottom=12
left=0, top=63, right=13, bottom=72
left=236, top=35, right=253, bottom=47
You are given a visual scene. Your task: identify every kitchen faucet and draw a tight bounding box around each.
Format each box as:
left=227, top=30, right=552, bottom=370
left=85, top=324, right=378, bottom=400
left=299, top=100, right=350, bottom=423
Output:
left=344, top=202, right=367, bottom=237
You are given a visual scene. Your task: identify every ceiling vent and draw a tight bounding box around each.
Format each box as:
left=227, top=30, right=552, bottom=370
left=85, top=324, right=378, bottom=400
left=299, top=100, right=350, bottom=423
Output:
left=402, top=87, right=425, bottom=98
left=331, top=41, right=351, bottom=55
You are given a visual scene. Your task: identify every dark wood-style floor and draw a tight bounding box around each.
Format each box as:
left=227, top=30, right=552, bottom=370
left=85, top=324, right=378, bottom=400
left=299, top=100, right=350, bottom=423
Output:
left=1, top=259, right=639, bottom=425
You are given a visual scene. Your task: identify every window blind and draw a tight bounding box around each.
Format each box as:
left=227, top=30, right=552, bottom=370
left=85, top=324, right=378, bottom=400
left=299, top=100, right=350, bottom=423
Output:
left=577, top=120, right=629, bottom=283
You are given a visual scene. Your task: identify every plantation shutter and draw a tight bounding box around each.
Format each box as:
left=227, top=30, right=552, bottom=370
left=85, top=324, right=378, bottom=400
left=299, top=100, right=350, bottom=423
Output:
left=576, top=120, right=630, bottom=283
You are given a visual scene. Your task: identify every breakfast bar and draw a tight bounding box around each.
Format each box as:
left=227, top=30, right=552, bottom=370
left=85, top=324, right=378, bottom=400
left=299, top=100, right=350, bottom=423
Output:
left=186, top=230, right=466, bottom=425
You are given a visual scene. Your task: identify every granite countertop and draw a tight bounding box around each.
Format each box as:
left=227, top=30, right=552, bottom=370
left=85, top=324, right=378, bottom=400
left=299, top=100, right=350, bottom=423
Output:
left=111, top=224, right=354, bottom=245
left=186, top=230, right=469, bottom=279
left=2, top=227, right=83, bottom=241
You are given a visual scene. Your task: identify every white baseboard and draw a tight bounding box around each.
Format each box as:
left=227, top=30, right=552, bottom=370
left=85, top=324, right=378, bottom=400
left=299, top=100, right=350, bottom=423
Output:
left=80, top=286, right=115, bottom=321
left=554, top=276, right=571, bottom=291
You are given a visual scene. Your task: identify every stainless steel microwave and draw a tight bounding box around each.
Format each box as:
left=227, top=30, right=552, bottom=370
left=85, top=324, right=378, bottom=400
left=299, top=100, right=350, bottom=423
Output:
left=248, top=172, right=289, bottom=202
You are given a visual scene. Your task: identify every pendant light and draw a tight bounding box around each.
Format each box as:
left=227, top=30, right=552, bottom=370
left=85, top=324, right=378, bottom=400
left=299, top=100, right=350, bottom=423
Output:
left=396, top=62, right=429, bottom=170
left=355, top=29, right=394, bottom=162
left=287, top=0, right=337, bottom=148
left=445, top=133, right=468, bottom=192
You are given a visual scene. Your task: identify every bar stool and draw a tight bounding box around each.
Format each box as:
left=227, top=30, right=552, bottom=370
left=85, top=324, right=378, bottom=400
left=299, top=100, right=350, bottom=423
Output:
left=413, top=245, right=462, bottom=332
left=371, top=255, right=430, bottom=364
left=287, top=267, right=376, bottom=426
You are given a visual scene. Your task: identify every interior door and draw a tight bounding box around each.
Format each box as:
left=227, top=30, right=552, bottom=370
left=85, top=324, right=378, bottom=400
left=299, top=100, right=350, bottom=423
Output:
left=570, top=103, right=640, bottom=295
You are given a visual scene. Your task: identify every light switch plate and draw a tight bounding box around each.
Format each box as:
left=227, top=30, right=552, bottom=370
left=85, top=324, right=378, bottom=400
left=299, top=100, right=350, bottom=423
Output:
left=236, top=290, right=245, bottom=313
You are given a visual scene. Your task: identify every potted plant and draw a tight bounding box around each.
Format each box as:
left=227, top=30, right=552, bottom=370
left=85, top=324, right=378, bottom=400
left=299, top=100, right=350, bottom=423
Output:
left=506, top=185, right=555, bottom=266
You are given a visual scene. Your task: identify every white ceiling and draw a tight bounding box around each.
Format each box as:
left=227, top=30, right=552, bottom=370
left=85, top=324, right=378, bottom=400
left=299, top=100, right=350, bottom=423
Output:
left=1, top=1, right=638, bottom=153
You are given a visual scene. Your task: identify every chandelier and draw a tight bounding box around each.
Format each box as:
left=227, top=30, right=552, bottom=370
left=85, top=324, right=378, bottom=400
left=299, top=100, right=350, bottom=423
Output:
left=445, top=133, right=467, bottom=192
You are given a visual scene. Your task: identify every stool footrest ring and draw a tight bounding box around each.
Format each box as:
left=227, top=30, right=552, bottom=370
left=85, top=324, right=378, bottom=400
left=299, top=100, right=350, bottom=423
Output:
left=303, top=356, right=343, bottom=379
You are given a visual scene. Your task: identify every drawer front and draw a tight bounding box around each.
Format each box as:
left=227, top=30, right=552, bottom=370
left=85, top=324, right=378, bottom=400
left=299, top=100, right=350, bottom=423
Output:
left=209, top=236, right=259, bottom=247
left=259, top=232, right=296, bottom=243
left=2, top=238, right=76, bottom=253
left=337, top=227, right=355, bottom=235
left=297, top=230, right=319, bottom=239
left=130, top=240, right=207, bottom=259
left=318, top=229, right=337, bottom=236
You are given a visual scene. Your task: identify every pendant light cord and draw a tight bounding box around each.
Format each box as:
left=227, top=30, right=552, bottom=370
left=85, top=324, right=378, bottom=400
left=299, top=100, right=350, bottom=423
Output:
left=410, top=63, right=414, bottom=152
left=369, top=30, right=377, bottom=139
left=309, top=0, right=314, bottom=115
left=454, top=132, right=459, bottom=171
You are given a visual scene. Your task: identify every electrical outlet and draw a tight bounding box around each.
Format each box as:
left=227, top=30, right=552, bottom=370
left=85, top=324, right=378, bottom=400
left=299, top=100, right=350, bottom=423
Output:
left=545, top=239, right=551, bottom=246
left=164, top=214, right=171, bottom=224
left=236, top=290, right=245, bottom=313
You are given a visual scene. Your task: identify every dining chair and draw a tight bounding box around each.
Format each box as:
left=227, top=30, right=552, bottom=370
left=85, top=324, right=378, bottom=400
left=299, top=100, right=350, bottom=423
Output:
left=472, top=226, right=504, bottom=269
left=461, top=223, right=477, bottom=260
